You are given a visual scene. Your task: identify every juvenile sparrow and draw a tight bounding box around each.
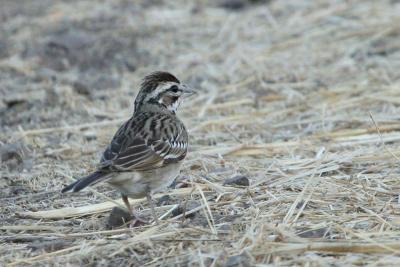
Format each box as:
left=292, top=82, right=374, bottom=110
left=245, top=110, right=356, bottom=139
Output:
left=62, top=71, right=194, bottom=224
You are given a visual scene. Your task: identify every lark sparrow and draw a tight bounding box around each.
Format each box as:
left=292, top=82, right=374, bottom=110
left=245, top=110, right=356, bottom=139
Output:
left=62, top=71, right=194, bottom=224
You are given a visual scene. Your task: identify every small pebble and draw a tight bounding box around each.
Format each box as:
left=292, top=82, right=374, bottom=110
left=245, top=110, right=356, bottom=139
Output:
left=223, top=252, right=252, bottom=267
left=107, top=207, right=132, bottom=229
left=0, top=142, right=30, bottom=172
left=157, top=195, right=172, bottom=206
left=171, top=200, right=200, bottom=218
left=218, top=0, right=246, bottom=11
left=223, top=175, right=250, bottom=187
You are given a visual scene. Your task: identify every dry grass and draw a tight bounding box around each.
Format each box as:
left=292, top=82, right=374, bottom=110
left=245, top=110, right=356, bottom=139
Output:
left=1, top=0, right=400, bottom=266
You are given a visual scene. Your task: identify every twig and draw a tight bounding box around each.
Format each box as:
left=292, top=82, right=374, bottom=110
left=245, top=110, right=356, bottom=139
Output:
left=369, top=112, right=400, bottom=162
left=17, top=185, right=210, bottom=219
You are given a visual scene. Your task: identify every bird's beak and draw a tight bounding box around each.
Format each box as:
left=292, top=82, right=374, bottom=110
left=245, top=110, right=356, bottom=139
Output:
left=181, top=84, right=197, bottom=97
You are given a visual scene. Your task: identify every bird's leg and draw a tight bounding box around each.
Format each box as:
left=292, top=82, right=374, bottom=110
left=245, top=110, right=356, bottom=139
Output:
left=122, top=195, right=147, bottom=226
left=122, top=195, right=133, bottom=216
left=146, top=193, right=159, bottom=224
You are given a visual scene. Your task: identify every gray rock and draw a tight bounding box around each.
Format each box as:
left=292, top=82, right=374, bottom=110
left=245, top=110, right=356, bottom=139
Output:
left=223, top=175, right=250, bottom=187
left=172, top=200, right=200, bottom=218
left=223, top=253, right=252, bottom=267
left=0, top=142, right=31, bottom=172
left=106, top=207, right=132, bottom=229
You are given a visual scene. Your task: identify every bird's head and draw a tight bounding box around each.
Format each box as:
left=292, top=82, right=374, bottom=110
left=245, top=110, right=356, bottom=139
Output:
left=134, top=71, right=195, bottom=113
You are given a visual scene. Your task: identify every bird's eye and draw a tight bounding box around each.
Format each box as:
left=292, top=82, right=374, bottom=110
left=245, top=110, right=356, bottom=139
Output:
left=170, top=85, right=179, bottom=93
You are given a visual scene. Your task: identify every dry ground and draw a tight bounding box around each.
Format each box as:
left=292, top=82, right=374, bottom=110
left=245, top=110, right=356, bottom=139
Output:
left=1, top=0, right=400, bottom=266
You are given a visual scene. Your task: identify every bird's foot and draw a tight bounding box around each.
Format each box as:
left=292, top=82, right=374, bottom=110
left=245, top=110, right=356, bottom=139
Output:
left=128, top=212, right=149, bottom=228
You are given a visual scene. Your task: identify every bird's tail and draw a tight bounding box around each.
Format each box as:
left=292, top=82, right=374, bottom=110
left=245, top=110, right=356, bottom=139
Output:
left=61, top=171, right=109, bottom=193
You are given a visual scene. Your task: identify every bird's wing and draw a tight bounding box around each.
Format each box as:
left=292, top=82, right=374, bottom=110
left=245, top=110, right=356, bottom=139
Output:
left=99, top=112, right=188, bottom=172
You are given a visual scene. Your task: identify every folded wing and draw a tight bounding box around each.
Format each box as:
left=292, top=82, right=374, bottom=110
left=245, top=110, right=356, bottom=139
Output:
left=100, top=112, right=188, bottom=172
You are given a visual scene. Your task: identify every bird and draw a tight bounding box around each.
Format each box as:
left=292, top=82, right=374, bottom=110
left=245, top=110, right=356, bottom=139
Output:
left=61, top=71, right=195, bottom=225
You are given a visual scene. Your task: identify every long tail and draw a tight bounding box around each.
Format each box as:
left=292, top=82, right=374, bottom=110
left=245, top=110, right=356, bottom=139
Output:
left=61, top=171, right=109, bottom=193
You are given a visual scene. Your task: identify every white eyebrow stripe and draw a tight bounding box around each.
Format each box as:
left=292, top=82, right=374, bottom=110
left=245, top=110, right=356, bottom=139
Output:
left=144, top=81, right=178, bottom=102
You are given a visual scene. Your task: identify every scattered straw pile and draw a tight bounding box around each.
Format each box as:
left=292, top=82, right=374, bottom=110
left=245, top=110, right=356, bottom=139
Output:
left=1, top=0, right=400, bottom=266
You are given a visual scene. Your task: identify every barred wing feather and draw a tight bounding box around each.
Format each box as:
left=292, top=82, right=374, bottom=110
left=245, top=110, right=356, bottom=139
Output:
left=100, top=113, right=188, bottom=172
